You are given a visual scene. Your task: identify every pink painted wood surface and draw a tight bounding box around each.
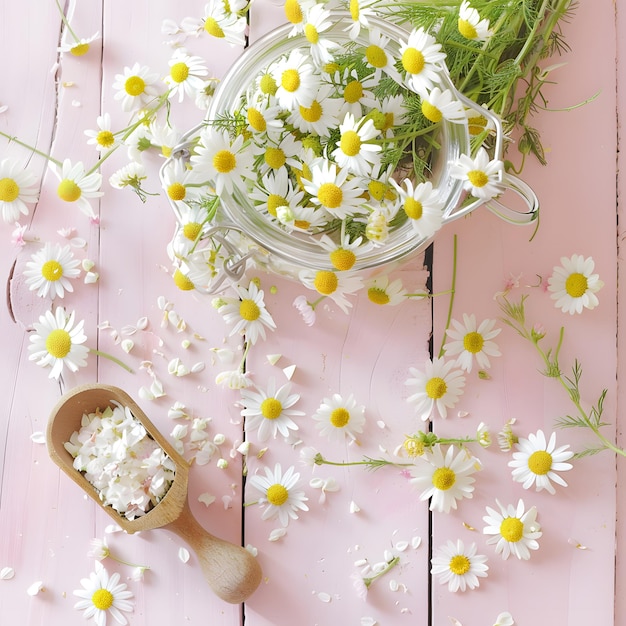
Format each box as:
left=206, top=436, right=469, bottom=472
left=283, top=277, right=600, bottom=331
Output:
left=0, top=1, right=619, bottom=625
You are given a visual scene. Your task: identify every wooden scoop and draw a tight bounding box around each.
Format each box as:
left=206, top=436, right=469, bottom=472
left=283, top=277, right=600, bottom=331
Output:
left=46, top=383, right=262, bottom=604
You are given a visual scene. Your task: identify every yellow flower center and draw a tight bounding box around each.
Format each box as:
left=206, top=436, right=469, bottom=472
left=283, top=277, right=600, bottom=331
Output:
left=330, top=407, right=350, bottom=428
left=344, top=80, right=363, bottom=104
left=260, top=397, right=283, bottom=420
left=468, top=115, right=488, bottom=136
left=349, top=0, right=359, bottom=20
left=265, top=147, right=286, bottom=170
left=173, top=269, right=194, bottom=290
left=247, top=108, right=267, bottom=132
left=330, top=248, right=356, bottom=271
left=281, top=69, right=301, bottom=93
left=368, top=287, right=390, bottom=305
left=340, top=130, right=361, bottom=157
left=183, top=222, right=202, bottom=241
left=259, top=73, right=278, bottom=96
left=167, top=182, right=186, bottom=201
left=125, top=75, right=146, bottom=96
left=170, top=62, right=190, bottom=84
left=305, top=23, right=319, bottom=44
left=565, top=272, right=588, bottom=298
left=317, top=183, right=343, bottom=209
left=403, top=437, right=425, bottom=457
left=45, top=329, right=71, bottom=358
left=95, top=130, right=115, bottom=148
left=266, top=483, right=289, bottom=506
left=267, top=194, right=288, bottom=217
left=458, top=19, right=478, bottom=40
left=368, top=180, right=386, bottom=202
left=239, top=299, right=261, bottom=321
left=402, top=48, right=425, bottom=75
left=366, top=45, right=387, bottom=68
left=404, top=198, right=423, bottom=220
left=299, top=100, right=323, bottom=123
left=91, top=588, right=114, bottom=611
left=57, top=179, right=82, bottom=202
left=213, top=150, right=236, bottom=174
left=528, top=450, right=553, bottom=475
left=467, top=170, right=488, bottom=188
left=0, top=178, right=20, bottom=202
left=314, top=270, right=338, bottom=295
left=463, top=331, right=484, bottom=354
left=422, top=100, right=442, bottom=123
left=449, top=555, right=471, bottom=576
left=294, top=219, right=310, bottom=229
left=500, top=517, right=524, bottom=543
left=432, top=467, right=456, bottom=490
left=204, top=17, right=225, bottom=38
left=41, top=260, right=63, bottom=282
left=70, top=43, right=90, bottom=56
left=284, top=0, right=303, bottom=24
left=425, top=376, right=447, bottom=399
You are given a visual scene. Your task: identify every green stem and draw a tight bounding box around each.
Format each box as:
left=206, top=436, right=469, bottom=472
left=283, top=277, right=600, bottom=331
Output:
left=0, top=131, right=63, bottom=167
left=90, top=349, right=134, bottom=374
left=363, top=556, right=401, bottom=588
left=438, top=234, right=458, bottom=358
left=54, top=0, right=80, bottom=42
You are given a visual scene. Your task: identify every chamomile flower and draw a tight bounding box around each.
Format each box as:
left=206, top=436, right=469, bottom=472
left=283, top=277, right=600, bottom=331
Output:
left=547, top=254, right=604, bottom=314
left=290, top=203, right=328, bottom=232
left=245, top=100, right=284, bottom=137
left=0, top=159, right=39, bottom=223
left=431, top=539, right=488, bottom=592
left=28, top=307, right=89, bottom=379
left=405, top=357, right=466, bottom=421
left=391, top=178, right=444, bottom=239
left=508, top=430, right=574, bottom=494
left=421, top=87, right=466, bottom=124
left=201, top=0, right=247, bottom=47
left=443, top=313, right=502, bottom=372
left=458, top=1, right=493, bottom=42
left=284, top=0, right=311, bottom=36
left=298, top=269, right=363, bottom=313
left=375, top=95, right=408, bottom=138
left=112, top=63, right=160, bottom=112
left=251, top=133, right=303, bottom=176
left=334, top=69, right=378, bottom=118
left=312, top=393, right=366, bottom=442
left=399, top=27, right=446, bottom=95
left=84, top=113, right=118, bottom=153
left=192, top=128, right=255, bottom=195
left=248, top=463, right=309, bottom=526
left=344, top=0, right=378, bottom=39
left=362, top=28, right=401, bottom=83
left=216, top=281, right=276, bottom=345
left=50, top=159, right=103, bottom=218
left=331, top=113, right=382, bottom=177
left=241, top=380, right=304, bottom=441
left=73, top=561, right=134, bottom=626
left=317, top=233, right=362, bottom=272
left=272, top=48, right=319, bottom=111
left=149, top=121, right=183, bottom=159
left=302, top=3, right=338, bottom=66
left=169, top=204, right=214, bottom=255
left=482, top=499, right=542, bottom=560
left=59, top=32, right=100, bottom=56
left=287, top=84, right=341, bottom=136
left=250, top=167, right=305, bottom=220
left=165, top=49, right=209, bottom=103
left=23, top=242, right=81, bottom=299
left=409, top=444, right=478, bottom=513
left=161, top=160, right=203, bottom=207
left=109, top=162, right=147, bottom=193
left=365, top=275, right=407, bottom=306
left=450, top=147, right=504, bottom=201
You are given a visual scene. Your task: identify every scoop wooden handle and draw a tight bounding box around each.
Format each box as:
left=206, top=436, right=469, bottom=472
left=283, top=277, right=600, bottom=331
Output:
left=166, top=500, right=262, bottom=604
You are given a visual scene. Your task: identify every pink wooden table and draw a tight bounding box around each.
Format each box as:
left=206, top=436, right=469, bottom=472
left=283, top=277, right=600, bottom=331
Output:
left=0, top=1, right=620, bottom=624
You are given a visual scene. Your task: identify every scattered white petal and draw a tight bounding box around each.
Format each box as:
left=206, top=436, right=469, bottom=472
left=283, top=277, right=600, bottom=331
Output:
left=198, top=493, right=216, bottom=507
left=121, top=339, right=134, bottom=353
left=376, top=420, right=386, bottom=429
left=213, top=433, right=226, bottom=445
left=222, top=495, right=232, bottom=509
left=389, top=579, right=399, bottom=592
left=282, top=364, right=296, bottom=380
left=84, top=271, right=99, bottom=284
left=354, top=559, right=368, bottom=568
left=81, top=259, right=95, bottom=271
left=236, top=442, right=250, bottom=456
left=317, top=592, right=332, bottom=603
left=30, top=432, right=45, bottom=444
left=71, top=100, right=81, bottom=107
left=1, top=567, right=15, bottom=580
left=217, top=458, right=228, bottom=469
left=361, top=618, right=378, bottom=626
left=131, top=566, right=148, bottom=581
left=568, top=538, right=589, bottom=550
left=394, top=540, right=409, bottom=552
left=136, top=317, right=148, bottom=330
left=245, top=544, right=258, bottom=557
left=449, top=618, right=463, bottom=626
left=266, top=354, right=282, bottom=365
left=411, top=536, right=422, bottom=549
left=457, top=411, right=469, bottom=418
left=27, top=581, right=44, bottom=595
left=350, top=500, right=361, bottom=513
left=104, top=524, right=123, bottom=534
left=181, top=339, right=191, bottom=349
left=178, top=547, right=190, bottom=563
left=191, top=362, right=205, bottom=373
left=269, top=527, right=287, bottom=542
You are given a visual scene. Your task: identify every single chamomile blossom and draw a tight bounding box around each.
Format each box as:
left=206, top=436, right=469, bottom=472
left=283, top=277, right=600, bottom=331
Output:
left=161, top=160, right=203, bottom=207
left=298, top=269, right=363, bottom=314
left=508, top=430, right=574, bottom=494
left=246, top=99, right=285, bottom=137
left=241, top=379, right=304, bottom=442
left=450, top=147, right=504, bottom=201
left=58, top=32, right=100, bottom=56
left=405, top=357, right=466, bottom=421
left=361, top=28, right=401, bottom=84
left=112, top=63, right=160, bottom=112
left=169, top=204, right=214, bottom=255
left=317, top=233, right=362, bottom=272
left=248, top=463, right=309, bottom=527
left=391, top=178, right=444, bottom=240
left=0, top=159, right=39, bottom=223
left=165, top=48, right=209, bottom=103
left=409, top=444, right=478, bottom=513
left=194, top=77, right=221, bottom=111
left=109, top=162, right=148, bottom=194
left=286, top=83, right=341, bottom=137
left=431, top=539, right=488, bottom=592
left=73, top=561, right=134, bottom=626
left=493, top=612, right=515, bottom=626
left=497, top=419, right=518, bottom=452
left=365, top=275, right=407, bottom=306
left=334, top=68, right=378, bottom=119
left=547, top=254, right=604, bottom=314
left=85, top=113, right=119, bottom=153
left=302, top=3, right=338, bottom=66
left=50, top=159, right=104, bottom=218
left=23, top=242, right=81, bottom=299
left=344, top=0, right=378, bottom=39
left=312, top=393, right=366, bottom=442
left=28, top=307, right=89, bottom=379
left=293, top=295, right=316, bottom=326
left=271, top=47, right=319, bottom=111
left=200, top=0, right=248, bottom=47
left=251, top=133, right=303, bottom=176
left=250, top=167, right=305, bottom=220
left=149, top=121, right=183, bottom=159
left=399, top=27, right=446, bottom=95
left=376, top=95, right=408, bottom=138
left=443, top=313, right=502, bottom=372
left=216, top=281, right=276, bottom=345
left=331, top=112, right=382, bottom=177
left=482, top=499, right=542, bottom=560
left=421, top=87, right=466, bottom=124
left=284, top=0, right=313, bottom=37
left=458, top=1, right=493, bottom=42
